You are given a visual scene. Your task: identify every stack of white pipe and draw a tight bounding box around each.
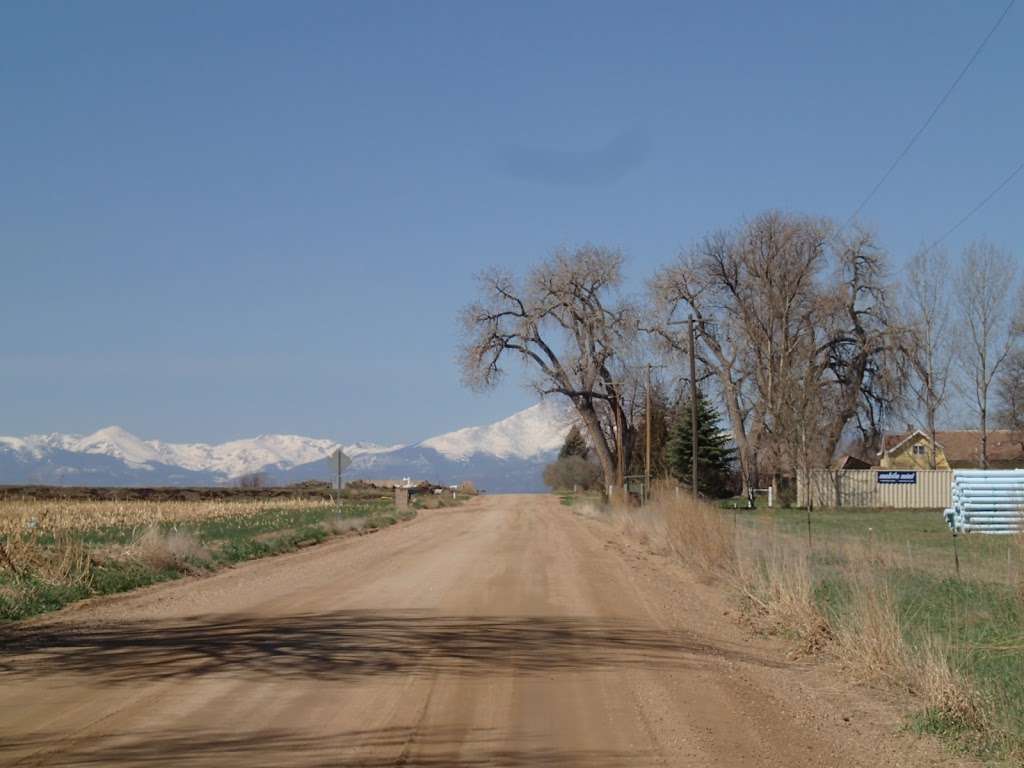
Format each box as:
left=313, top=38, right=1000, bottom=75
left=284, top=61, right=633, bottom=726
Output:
left=945, top=469, right=1024, bottom=534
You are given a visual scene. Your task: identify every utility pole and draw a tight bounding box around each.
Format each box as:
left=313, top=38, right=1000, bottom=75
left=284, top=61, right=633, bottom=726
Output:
left=689, top=315, right=699, bottom=500
left=615, top=398, right=625, bottom=494
left=645, top=363, right=652, bottom=503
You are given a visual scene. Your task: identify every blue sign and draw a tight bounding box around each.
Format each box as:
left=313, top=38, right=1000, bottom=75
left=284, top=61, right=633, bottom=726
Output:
left=877, top=470, right=917, bottom=485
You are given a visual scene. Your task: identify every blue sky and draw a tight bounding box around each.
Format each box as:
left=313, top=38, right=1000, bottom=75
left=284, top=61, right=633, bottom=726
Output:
left=2, top=1, right=1021, bottom=444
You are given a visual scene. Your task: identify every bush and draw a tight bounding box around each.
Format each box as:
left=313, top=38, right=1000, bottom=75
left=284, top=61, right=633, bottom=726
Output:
left=543, top=456, right=602, bottom=492
left=326, top=517, right=366, bottom=535
left=133, top=526, right=209, bottom=571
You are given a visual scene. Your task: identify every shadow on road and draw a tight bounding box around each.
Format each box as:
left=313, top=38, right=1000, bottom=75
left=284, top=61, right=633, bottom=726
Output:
left=0, top=725, right=662, bottom=767
left=1, top=610, right=781, bottom=683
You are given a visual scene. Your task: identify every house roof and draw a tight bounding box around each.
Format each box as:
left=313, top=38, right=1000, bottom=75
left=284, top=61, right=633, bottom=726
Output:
left=881, top=430, right=940, bottom=455
left=833, top=453, right=872, bottom=470
left=882, top=430, right=1024, bottom=464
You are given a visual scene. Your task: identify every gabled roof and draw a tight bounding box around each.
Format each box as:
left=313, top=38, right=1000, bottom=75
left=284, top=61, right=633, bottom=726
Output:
left=880, top=430, right=941, bottom=455
left=881, top=430, right=1024, bottom=464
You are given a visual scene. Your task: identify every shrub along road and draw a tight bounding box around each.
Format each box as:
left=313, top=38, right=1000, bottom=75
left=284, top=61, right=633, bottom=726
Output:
left=0, top=495, right=972, bottom=767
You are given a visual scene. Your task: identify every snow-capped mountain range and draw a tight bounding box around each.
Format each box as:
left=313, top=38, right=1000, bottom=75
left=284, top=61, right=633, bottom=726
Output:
left=0, top=401, right=576, bottom=492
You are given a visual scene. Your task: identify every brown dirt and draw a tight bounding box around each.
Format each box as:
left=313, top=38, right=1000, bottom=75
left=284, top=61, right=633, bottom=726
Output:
left=0, top=494, right=976, bottom=767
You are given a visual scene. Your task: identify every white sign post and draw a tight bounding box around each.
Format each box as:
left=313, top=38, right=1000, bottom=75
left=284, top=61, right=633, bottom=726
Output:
left=327, top=448, right=352, bottom=509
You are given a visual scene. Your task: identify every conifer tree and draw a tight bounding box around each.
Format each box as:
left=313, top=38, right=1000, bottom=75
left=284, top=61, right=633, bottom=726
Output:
left=559, top=424, right=589, bottom=460
left=666, top=391, right=735, bottom=497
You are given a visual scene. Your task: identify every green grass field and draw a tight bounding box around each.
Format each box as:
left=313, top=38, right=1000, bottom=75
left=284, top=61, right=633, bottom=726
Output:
left=736, top=506, right=1020, bottom=584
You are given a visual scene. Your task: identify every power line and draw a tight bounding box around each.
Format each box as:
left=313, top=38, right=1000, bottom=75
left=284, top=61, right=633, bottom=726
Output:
left=926, top=160, right=1024, bottom=251
left=845, top=0, right=1016, bottom=227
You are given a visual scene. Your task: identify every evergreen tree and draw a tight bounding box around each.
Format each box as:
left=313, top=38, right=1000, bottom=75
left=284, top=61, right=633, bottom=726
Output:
left=667, top=391, right=736, bottom=497
left=559, top=424, right=589, bottom=460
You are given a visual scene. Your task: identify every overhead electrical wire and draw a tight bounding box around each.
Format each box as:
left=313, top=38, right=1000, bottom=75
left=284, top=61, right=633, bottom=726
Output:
left=924, top=160, right=1024, bottom=251
left=844, top=0, right=1016, bottom=228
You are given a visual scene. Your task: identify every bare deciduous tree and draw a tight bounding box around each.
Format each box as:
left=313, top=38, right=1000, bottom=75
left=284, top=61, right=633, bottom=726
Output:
left=996, top=348, right=1024, bottom=452
left=902, top=247, right=954, bottom=468
left=650, top=212, right=900, bottom=489
left=955, top=241, right=1018, bottom=468
left=819, top=227, right=904, bottom=455
left=459, top=246, right=641, bottom=490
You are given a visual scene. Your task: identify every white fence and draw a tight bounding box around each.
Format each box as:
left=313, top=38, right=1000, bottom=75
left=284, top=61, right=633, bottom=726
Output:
left=797, top=469, right=954, bottom=509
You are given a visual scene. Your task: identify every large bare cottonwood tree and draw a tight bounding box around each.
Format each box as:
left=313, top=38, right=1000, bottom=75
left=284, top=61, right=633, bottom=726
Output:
left=818, top=227, right=904, bottom=456
left=650, top=212, right=899, bottom=489
left=459, top=246, right=641, bottom=490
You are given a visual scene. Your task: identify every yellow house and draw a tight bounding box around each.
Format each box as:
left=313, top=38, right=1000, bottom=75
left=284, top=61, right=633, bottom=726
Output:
left=879, top=430, right=951, bottom=470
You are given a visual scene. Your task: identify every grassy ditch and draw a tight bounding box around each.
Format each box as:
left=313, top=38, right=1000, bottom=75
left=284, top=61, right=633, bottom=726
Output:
left=586, top=496, right=1024, bottom=765
left=0, top=500, right=412, bottom=623
left=558, top=491, right=605, bottom=508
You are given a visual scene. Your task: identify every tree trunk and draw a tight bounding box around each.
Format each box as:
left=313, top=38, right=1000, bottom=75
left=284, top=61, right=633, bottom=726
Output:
left=927, top=406, right=938, bottom=470
left=980, top=402, right=989, bottom=469
left=824, top=354, right=869, bottom=463
left=576, top=401, right=617, bottom=491
left=716, top=371, right=755, bottom=494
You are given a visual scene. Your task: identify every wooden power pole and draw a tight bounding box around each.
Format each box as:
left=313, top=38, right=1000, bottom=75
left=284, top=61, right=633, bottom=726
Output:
left=615, top=397, right=625, bottom=494
left=689, top=315, right=699, bottom=500
left=645, top=364, right=652, bottom=503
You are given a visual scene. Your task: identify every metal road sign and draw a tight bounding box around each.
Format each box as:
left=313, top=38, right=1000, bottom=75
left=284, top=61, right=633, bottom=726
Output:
left=328, top=448, right=352, bottom=475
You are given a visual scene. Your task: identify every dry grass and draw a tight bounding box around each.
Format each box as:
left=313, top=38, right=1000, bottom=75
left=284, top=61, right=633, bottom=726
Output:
left=832, top=575, right=907, bottom=684
left=609, top=502, right=671, bottom=553
left=663, top=495, right=737, bottom=576
left=132, top=526, right=210, bottom=571
left=1, top=530, right=93, bottom=586
left=568, top=500, right=605, bottom=520
left=603, top=492, right=737, bottom=576
left=734, top=536, right=830, bottom=647
left=326, top=517, right=366, bottom=535
left=1015, top=533, right=1024, bottom=602
left=914, top=638, right=989, bottom=733
left=595, top=493, right=826, bottom=643
left=0, top=497, right=338, bottom=535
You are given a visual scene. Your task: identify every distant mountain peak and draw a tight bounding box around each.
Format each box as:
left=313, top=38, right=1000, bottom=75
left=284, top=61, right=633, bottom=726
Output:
left=420, top=399, right=575, bottom=461
left=84, top=425, right=135, bottom=439
left=73, top=426, right=163, bottom=466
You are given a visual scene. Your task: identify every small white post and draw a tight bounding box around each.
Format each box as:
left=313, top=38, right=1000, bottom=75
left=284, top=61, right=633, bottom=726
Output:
left=768, top=485, right=774, bottom=508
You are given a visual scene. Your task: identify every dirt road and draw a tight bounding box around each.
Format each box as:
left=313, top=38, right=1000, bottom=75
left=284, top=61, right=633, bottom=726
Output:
left=0, top=495, right=964, bottom=767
